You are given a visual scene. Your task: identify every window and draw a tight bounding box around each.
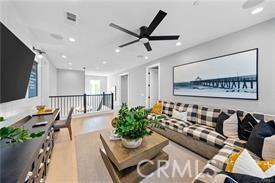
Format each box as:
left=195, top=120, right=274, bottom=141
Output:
left=28, top=62, right=38, bottom=98
left=88, top=80, right=101, bottom=94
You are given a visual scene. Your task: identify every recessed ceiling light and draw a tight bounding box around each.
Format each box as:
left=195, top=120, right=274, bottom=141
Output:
left=102, top=61, right=107, bottom=64
left=242, top=0, right=264, bottom=9
left=144, top=56, right=149, bottom=60
left=251, top=7, right=264, bottom=15
left=62, top=55, right=67, bottom=59
left=193, top=0, right=200, bottom=6
left=115, top=48, right=120, bottom=53
left=176, top=42, right=182, bottom=46
left=68, top=37, right=76, bottom=42
left=50, top=33, right=64, bottom=40
left=68, top=62, right=72, bottom=65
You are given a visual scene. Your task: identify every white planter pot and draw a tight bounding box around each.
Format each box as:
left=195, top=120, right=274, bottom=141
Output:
left=121, top=138, right=143, bottom=149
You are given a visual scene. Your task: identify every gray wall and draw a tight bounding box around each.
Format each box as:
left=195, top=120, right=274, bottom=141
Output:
left=109, top=19, right=275, bottom=114
left=57, top=69, right=85, bottom=95
left=85, top=75, right=108, bottom=94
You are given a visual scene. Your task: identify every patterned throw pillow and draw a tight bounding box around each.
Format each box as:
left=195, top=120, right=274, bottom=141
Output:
left=226, top=151, right=275, bottom=173
left=151, top=101, right=163, bottom=115
left=224, top=149, right=275, bottom=178
left=215, top=112, right=240, bottom=139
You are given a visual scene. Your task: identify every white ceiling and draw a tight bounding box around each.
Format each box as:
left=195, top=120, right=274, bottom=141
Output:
left=10, top=0, right=275, bottom=75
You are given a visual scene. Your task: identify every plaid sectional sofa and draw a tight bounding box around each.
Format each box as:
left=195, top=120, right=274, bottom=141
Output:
left=148, top=101, right=275, bottom=183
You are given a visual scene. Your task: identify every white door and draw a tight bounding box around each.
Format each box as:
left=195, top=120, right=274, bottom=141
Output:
left=120, top=75, right=128, bottom=105
left=148, top=67, right=159, bottom=107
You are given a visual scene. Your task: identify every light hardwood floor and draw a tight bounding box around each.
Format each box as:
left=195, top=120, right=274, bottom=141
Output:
left=46, top=112, right=115, bottom=183
left=46, top=113, right=207, bottom=183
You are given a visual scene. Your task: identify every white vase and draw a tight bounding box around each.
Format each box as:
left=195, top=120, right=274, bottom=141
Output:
left=121, top=138, right=142, bottom=149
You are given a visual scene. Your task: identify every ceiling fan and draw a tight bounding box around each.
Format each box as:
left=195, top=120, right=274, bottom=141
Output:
left=109, top=10, right=180, bottom=52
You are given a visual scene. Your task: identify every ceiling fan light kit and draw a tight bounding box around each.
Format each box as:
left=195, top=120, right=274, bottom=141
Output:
left=110, top=10, right=180, bottom=52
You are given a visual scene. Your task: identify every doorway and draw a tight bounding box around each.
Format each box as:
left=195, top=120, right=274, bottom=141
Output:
left=120, top=73, right=129, bottom=105
left=146, top=64, right=160, bottom=108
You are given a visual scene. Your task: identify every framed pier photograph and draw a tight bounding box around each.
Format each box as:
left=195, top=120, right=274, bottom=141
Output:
left=173, top=48, right=258, bottom=100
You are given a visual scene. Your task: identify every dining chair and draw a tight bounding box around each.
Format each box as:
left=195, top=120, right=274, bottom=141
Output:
left=53, top=107, right=74, bottom=140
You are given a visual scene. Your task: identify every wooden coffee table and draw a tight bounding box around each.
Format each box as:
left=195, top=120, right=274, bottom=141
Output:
left=99, top=130, right=169, bottom=183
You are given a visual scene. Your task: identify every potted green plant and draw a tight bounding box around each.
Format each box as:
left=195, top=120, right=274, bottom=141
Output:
left=0, top=127, right=45, bottom=143
left=114, top=104, right=165, bottom=149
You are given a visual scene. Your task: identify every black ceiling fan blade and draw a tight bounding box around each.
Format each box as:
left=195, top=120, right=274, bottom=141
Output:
left=147, top=10, right=167, bottom=35
left=149, top=35, right=180, bottom=41
left=109, top=23, right=140, bottom=38
left=144, top=42, right=152, bottom=52
left=119, top=39, right=140, bottom=48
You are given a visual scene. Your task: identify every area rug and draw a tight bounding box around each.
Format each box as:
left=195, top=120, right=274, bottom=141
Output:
left=75, top=129, right=113, bottom=183
left=75, top=129, right=207, bottom=183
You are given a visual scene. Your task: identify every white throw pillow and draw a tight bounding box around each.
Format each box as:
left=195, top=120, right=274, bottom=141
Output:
left=262, top=135, right=275, bottom=160
left=232, top=149, right=275, bottom=178
left=172, top=109, right=187, bottom=121
left=223, top=113, right=239, bottom=139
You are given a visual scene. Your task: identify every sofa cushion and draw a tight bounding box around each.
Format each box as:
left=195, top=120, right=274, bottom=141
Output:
left=186, top=104, right=199, bottom=123
left=225, top=150, right=275, bottom=174
left=162, top=101, right=174, bottom=117
left=173, top=103, right=198, bottom=123
left=173, top=102, right=189, bottom=112
left=246, top=120, right=275, bottom=160
left=183, top=124, right=226, bottom=148
left=218, top=113, right=240, bottom=139
left=161, top=117, right=193, bottom=133
left=210, top=145, right=260, bottom=170
left=196, top=106, right=222, bottom=128
left=210, top=145, right=242, bottom=170
left=192, top=163, right=221, bottom=183
left=224, top=138, right=247, bottom=149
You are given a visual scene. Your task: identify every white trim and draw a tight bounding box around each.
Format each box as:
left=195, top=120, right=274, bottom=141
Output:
left=70, top=110, right=114, bottom=119
left=119, top=72, right=130, bottom=106
left=146, top=63, right=160, bottom=108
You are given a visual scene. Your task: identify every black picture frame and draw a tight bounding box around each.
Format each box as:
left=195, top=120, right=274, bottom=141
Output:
left=173, top=48, right=259, bottom=100
left=28, top=61, right=38, bottom=98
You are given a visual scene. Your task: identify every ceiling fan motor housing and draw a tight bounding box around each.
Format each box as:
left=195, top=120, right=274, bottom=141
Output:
left=140, top=26, right=149, bottom=38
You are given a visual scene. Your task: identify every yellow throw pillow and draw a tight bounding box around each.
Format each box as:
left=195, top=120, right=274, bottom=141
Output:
left=151, top=101, right=163, bottom=115
left=226, top=152, right=241, bottom=172
left=257, top=160, right=275, bottom=172
left=226, top=151, right=275, bottom=173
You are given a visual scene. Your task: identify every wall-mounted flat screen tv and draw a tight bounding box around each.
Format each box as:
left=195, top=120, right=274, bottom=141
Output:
left=0, top=22, right=35, bottom=103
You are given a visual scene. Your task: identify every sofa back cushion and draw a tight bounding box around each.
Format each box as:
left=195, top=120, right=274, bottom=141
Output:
left=236, top=111, right=275, bottom=122
left=161, top=101, right=275, bottom=128
left=196, top=106, right=222, bottom=127
left=162, top=101, right=175, bottom=117
left=174, top=103, right=198, bottom=123
left=174, top=102, right=189, bottom=112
